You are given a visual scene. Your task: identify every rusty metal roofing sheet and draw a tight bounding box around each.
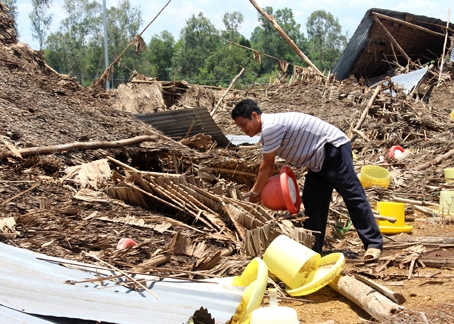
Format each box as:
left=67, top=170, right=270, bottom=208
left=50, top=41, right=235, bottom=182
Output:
left=0, top=243, right=244, bottom=324
left=136, top=107, right=231, bottom=147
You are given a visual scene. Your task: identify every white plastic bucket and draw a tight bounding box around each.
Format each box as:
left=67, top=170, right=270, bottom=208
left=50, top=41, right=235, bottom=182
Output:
left=250, top=307, right=299, bottom=324
left=263, top=235, right=320, bottom=289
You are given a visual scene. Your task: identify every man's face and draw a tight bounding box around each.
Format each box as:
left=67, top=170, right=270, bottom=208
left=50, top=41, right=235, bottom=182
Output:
left=234, top=111, right=261, bottom=137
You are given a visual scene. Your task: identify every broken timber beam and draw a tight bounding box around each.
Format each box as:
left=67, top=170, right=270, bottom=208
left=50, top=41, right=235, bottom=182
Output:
left=372, top=15, right=413, bottom=65
left=372, top=12, right=445, bottom=38
left=329, top=274, right=404, bottom=321
left=248, top=0, right=324, bottom=77
left=0, top=135, right=158, bottom=160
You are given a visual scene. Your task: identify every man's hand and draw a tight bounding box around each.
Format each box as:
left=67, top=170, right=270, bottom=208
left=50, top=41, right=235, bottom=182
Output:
left=243, top=191, right=261, bottom=203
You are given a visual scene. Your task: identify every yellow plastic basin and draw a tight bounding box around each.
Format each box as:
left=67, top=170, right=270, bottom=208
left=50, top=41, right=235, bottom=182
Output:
left=358, top=165, right=390, bottom=189
left=285, top=253, right=345, bottom=296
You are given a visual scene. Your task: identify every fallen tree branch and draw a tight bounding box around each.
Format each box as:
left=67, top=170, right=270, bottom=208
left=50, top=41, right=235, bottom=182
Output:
left=0, top=135, right=158, bottom=160
left=415, top=148, right=454, bottom=171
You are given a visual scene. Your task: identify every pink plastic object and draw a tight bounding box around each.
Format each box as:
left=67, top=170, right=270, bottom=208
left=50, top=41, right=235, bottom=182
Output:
left=388, top=145, right=404, bottom=159
left=260, top=166, right=301, bottom=214
left=116, top=238, right=137, bottom=250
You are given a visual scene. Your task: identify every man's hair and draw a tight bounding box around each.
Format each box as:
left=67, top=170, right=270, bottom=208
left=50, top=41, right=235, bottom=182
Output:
left=231, top=99, right=262, bottom=120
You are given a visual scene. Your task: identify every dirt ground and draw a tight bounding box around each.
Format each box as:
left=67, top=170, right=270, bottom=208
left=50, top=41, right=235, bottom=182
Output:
left=1, top=7, right=454, bottom=324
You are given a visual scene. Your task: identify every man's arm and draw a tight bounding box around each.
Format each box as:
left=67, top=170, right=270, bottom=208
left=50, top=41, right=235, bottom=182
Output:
left=247, top=150, right=276, bottom=203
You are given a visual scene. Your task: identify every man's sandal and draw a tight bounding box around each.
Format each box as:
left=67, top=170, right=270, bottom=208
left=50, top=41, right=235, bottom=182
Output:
left=364, top=248, right=381, bottom=262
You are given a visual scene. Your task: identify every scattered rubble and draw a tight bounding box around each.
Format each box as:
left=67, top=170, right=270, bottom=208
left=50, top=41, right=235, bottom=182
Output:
left=1, top=4, right=454, bottom=324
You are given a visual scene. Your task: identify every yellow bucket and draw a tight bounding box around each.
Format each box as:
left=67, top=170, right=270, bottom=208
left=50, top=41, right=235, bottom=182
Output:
left=358, top=165, right=390, bottom=189
left=263, top=235, right=320, bottom=290
left=450, top=111, right=454, bottom=120
left=376, top=201, right=413, bottom=234
left=439, top=191, right=454, bottom=215
left=377, top=202, right=405, bottom=226
left=444, top=168, right=454, bottom=184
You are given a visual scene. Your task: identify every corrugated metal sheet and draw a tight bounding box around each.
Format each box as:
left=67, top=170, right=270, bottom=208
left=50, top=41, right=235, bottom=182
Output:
left=388, top=68, right=428, bottom=95
left=0, top=243, right=244, bottom=324
left=136, top=107, right=231, bottom=147
left=0, top=306, right=55, bottom=324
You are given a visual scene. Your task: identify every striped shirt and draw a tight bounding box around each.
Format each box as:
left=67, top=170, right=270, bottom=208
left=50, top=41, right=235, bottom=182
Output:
left=260, top=112, right=349, bottom=172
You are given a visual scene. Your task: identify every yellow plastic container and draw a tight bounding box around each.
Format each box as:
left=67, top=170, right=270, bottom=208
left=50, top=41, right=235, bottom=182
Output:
left=439, top=191, right=454, bottom=215
left=229, top=257, right=268, bottom=324
left=358, top=165, right=390, bottom=189
left=444, top=168, right=454, bottom=184
left=285, top=252, right=345, bottom=297
left=376, top=201, right=413, bottom=234
left=263, top=235, right=320, bottom=290
left=450, top=111, right=454, bottom=120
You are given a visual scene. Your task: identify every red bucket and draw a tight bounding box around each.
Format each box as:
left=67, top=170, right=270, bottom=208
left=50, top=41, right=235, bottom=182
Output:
left=260, top=166, right=300, bottom=214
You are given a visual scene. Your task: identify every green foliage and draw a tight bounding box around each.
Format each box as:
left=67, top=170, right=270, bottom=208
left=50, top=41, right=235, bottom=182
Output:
left=29, top=0, right=53, bottom=50
left=201, top=41, right=259, bottom=87
left=306, top=9, right=348, bottom=72
left=250, top=7, right=307, bottom=75
left=171, top=12, right=221, bottom=81
left=146, top=30, right=175, bottom=80
left=45, top=0, right=145, bottom=87
left=222, top=11, right=244, bottom=41
left=41, top=5, right=349, bottom=88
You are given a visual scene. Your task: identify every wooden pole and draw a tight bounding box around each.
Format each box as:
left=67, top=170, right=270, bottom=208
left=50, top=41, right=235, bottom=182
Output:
left=349, top=84, right=382, bottom=140
left=211, top=68, right=245, bottom=116
left=372, top=12, right=445, bottom=37
left=372, top=15, right=413, bottom=64
left=438, top=10, right=451, bottom=83
left=329, top=274, right=404, bottom=321
left=0, top=135, right=158, bottom=160
left=248, top=0, right=324, bottom=77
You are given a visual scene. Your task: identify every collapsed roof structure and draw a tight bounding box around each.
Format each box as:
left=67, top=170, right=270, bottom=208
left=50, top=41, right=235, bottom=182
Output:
left=333, top=8, right=454, bottom=82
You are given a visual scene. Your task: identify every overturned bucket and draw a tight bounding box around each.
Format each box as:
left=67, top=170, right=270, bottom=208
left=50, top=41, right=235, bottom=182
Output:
left=376, top=201, right=412, bottom=234
left=263, top=235, right=320, bottom=290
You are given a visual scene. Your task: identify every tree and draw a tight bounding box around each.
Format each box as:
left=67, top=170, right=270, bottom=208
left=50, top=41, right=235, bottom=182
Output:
left=250, top=7, right=307, bottom=76
left=45, top=0, right=102, bottom=85
left=45, top=0, right=145, bottom=87
left=29, top=0, right=53, bottom=50
left=104, top=0, right=145, bottom=86
left=171, top=12, right=221, bottom=82
left=222, top=11, right=244, bottom=41
left=146, top=30, right=175, bottom=80
left=306, top=10, right=347, bottom=71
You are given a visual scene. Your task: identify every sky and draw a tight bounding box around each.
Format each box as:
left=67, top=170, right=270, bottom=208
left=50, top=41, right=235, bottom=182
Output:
left=13, top=0, right=452, bottom=50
